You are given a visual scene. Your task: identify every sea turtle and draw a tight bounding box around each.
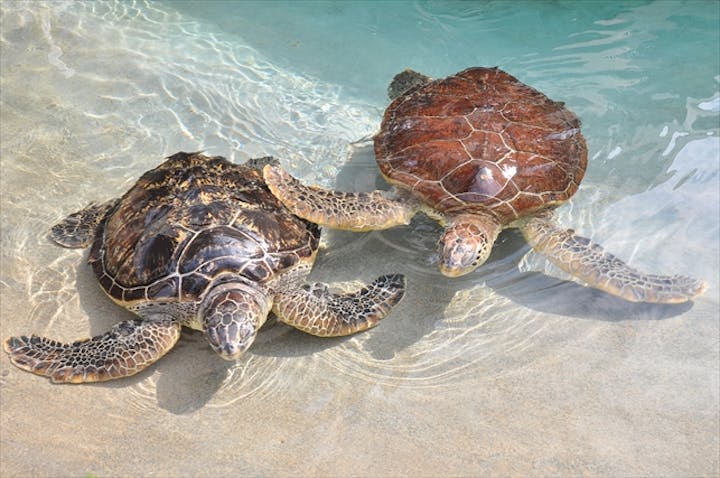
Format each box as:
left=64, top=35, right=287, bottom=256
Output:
left=263, top=67, right=706, bottom=304
left=4, top=152, right=405, bottom=383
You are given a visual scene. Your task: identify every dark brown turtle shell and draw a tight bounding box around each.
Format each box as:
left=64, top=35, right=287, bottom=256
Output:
left=374, top=67, right=588, bottom=222
left=89, top=152, right=320, bottom=305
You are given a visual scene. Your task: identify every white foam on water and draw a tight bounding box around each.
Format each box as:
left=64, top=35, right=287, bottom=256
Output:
left=698, top=95, right=720, bottom=112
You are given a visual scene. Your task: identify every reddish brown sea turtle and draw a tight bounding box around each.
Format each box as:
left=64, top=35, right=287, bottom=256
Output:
left=264, top=67, right=706, bottom=304
left=5, top=152, right=405, bottom=383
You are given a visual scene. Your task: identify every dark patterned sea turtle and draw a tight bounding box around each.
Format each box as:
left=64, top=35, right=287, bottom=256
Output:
left=264, top=67, right=706, bottom=303
left=5, top=152, right=405, bottom=383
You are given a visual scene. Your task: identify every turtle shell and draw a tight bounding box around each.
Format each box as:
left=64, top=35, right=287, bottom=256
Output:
left=89, top=152, right=320, bottom=305
left=374, top=67, right=587, bottom=222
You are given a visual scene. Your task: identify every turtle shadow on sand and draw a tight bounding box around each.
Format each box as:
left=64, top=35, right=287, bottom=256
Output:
left=484, top=230, right=695, bottom=321
left=265, top=67, right=705, bottom=306
left=72, top=248, right=407, bottom=413
left=59, top=142, right=695, bottom=415
left=71, top=232, right=377, bottom=414
left=72, top=259, right=229, bottom=413
left=317, top=142, right=696, bottom=338
left=501, top=274, right=694, bottom=321
left=6, top=153, right=404, bottom=415
left=67, top=187, right=693, bottom=415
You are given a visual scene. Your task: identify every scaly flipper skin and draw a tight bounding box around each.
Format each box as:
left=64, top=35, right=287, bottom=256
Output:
left=50, top=199, right=119, bottom=248
left=518, top=215, right=707, bottom=304
left=263, top=165, right=416, bottom=232
left=274, top=274, right=406, bottom=336
left=4, top=318, right=181, bottom=383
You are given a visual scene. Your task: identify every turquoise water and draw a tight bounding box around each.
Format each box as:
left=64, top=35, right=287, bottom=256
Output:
left=1, top=1, right=718, bottom=476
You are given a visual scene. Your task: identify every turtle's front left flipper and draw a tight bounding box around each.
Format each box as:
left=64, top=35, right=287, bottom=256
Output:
left=518, top=215, right=707, bottom=304
left=263, top=165, right=416, bottom=232
left=4, top=318, right=181, bottom=383
left=50, top=198, right=119, bottom=248
left=274, top=274, right=406, bottom=336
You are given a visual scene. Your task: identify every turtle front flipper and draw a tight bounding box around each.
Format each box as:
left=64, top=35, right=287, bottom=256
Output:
left=274, top=274, right=406, bottom=336
left=4, top=318, right=181, bottom=383
left=263, top=165, right=416, bottom=232
left=518, top=215, right=707, bottom=304
left=50, top=199, right=119, bottom=248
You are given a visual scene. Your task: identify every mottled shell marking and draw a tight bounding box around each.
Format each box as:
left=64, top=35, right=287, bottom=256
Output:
left=89, top=152, right=320, bottom=305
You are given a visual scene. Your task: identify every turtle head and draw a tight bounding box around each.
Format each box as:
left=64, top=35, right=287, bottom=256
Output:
left=388, top=69, right=432, bottom=100
left=201, top=282, right=271, bottom=360
left=438, top=214, right=502, bottom=277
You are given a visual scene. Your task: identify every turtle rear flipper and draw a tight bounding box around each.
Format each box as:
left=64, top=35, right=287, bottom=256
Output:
left=263, top=165, right=416, bottom=232
left=50, top=199, right=119, bottom=248
left=274, top=274, right=406, bottom=336
left=519, top=215, right=707, bottom=304
left=4, top=318, right=181, bottom=383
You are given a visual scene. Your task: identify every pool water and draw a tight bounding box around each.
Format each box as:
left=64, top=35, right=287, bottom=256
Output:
left=1, top=1, right=718, bottom=476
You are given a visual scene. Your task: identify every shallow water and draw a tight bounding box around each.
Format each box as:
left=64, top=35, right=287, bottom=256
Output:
left=1, top=1, right=718, bottom=476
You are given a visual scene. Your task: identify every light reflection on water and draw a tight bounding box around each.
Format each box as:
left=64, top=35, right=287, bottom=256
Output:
left=1, top=1, right=718, bottom=476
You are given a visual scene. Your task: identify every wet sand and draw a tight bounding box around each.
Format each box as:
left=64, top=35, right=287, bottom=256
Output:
left=1, top=2, right=718, bottom=477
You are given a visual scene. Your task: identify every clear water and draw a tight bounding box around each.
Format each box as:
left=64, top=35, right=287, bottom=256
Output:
left=1, top=1, right=718, bottom=476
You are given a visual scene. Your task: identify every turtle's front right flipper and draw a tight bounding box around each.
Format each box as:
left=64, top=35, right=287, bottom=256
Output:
left=50, top=198, right=119, bottom=248
left=4, top=318, right=181, bottom=383
left=263, top=165, right=416, bottom=231
left=274, top=273, right=406, bottom=336
left=519, top=215, right=707, bottom=304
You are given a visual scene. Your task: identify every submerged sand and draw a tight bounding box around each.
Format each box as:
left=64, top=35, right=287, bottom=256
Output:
left=1, top=2, right=718, bottom=477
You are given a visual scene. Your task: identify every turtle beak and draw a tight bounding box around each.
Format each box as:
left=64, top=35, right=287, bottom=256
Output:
left=438, top=217, right=500, bottom=277
left=206, top=321, right=256, bottom=361
left=438, top=238, right=481, bottom=277
left=205, top=322, right=257, bottom=360
left=202, top=285, right=270, bottom=361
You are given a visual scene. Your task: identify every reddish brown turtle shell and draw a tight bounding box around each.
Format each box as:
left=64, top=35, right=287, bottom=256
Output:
left=89, top=152, right=320, bottom=305
left=374, top=67, right=587, bottom=222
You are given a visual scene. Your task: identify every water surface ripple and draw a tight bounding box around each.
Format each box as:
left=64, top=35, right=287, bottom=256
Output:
left=0, top=1, right=717, bottom=476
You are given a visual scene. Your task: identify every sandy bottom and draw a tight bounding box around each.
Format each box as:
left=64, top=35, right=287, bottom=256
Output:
left=1, top=2, right=718, bottom=477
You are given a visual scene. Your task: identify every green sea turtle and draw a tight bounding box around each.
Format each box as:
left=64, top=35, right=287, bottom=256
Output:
left=264, top=67, right=706, bottom=304
left=4, top=152, right=405, bottom=383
